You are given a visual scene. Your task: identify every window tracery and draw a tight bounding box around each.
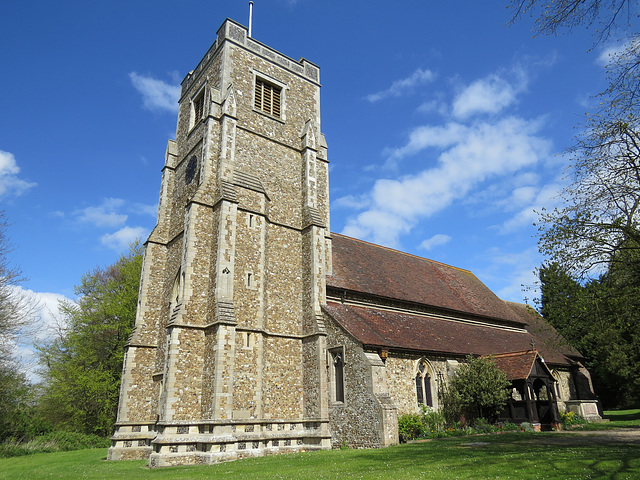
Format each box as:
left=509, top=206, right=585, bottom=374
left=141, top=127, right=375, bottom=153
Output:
left=415, top=359, right=434, bottom=407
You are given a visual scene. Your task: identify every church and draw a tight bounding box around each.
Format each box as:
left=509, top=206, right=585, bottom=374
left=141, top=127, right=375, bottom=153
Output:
left=107, top=18, right=600, bottom=467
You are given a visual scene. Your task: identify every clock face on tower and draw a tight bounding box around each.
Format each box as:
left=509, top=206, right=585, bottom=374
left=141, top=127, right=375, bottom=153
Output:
left=185, top=155, right=198, bottom=185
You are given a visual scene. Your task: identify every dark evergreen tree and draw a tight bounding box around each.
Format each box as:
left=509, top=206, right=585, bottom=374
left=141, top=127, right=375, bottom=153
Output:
left=539, top=259, right=640, bottom=407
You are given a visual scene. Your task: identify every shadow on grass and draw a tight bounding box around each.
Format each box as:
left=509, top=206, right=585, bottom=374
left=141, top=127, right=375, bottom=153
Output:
left=2, top=433, right=639, bottom=480
left=349, top=433, right=640, bottom=480
left=604, top=409, right=640, bottom=422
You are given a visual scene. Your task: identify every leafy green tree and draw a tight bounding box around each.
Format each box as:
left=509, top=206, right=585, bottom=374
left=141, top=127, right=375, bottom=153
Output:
left=0, top=368, right=30, bottom=441
left=0, top=372, right=51, bottom=443
left=509, top=1, right=640, bottom=407
left=537, top=116, right=640, bottom=278
left=539, top=260, right=640, bottom=407
left=0, top=212, right=33, bottom=371
left=0, top=212, right=40, bottom=442
left=38, top=244, right=143, bottom=436
left=442, top=356, right=510, bottom=424
left=509, top=2, right=640, bottom=278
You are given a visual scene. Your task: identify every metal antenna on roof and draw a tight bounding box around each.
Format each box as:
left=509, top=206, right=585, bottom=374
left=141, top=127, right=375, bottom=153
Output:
left=248, top=1, right=254, bottom=38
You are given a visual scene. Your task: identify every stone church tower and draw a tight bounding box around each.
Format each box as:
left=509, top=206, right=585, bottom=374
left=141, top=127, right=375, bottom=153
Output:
left=108, top=19, right=332, bottom=466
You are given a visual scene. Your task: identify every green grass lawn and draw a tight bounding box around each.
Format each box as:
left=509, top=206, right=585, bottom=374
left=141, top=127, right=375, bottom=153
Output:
left=1, top=410, right=638, bottom=480
left=567, top=408, right=640, bottom=432
left=578, top=409, right=640, bottom=430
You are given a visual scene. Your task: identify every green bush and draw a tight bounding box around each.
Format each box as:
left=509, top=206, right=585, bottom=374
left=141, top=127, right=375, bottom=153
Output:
left=560, top=411, right=587, bottom=428
left=398, top=413, right=424, bottom=442
left=0, top=443, right=32, bottom=458
left=36, top=431, right=110, bottom=450
left=399, top=406, right=458, bottom=441
left=439, top=388, right=463, bottom=426
left=422, top=405, right=446, bottom=435
left=471, top=417, right=497, bottom=433
left=501, top=422, right=519, bottom=432
left=446, top=356, right=510, bottom=424
left=520, top=422, right=535, bottom=432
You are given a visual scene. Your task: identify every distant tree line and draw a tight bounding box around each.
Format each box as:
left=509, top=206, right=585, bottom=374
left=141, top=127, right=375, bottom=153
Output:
left=0, top=211, right=142, bottom=451
left=0, top=212, right=42, bottom=444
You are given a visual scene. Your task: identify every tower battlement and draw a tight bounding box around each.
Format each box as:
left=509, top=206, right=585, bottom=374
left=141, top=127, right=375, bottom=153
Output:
left=181, top=19, right=320, bottom=101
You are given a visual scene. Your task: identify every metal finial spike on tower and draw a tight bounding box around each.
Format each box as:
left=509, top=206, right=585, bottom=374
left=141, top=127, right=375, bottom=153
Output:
left=249, top=1, right=254, bottom=38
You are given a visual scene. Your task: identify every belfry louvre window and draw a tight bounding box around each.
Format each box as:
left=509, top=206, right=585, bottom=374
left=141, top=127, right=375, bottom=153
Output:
left=189, top=89, right=205, bottom=130
left=254, top=78, right=281, bottom=117
left=193, top=92, right=205, bottom=122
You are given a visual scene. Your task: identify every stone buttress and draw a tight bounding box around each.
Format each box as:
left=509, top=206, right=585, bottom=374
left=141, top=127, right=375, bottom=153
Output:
left=108, top=19, right=332, bottom=466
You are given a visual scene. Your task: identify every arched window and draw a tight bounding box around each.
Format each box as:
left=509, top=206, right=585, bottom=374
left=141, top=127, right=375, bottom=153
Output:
left=415, top=360, right=433, bottom=407
left=329, top=347, right=345, bottom=404
left=169, top=271, right=182, bottom=313
left=533, top=378, right=551, bottom=401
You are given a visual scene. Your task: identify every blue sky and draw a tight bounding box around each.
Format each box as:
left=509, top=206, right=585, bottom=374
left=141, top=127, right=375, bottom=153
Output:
left=0, top=1, right=616, bottom=376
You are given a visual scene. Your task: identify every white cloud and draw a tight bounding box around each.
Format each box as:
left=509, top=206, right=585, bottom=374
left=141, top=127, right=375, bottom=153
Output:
left=129, top=72, right=180, bottom=113
left=73, top=198, right=156, bottom=228
left=101, top=226, right=149, bottom=251
left=452, top=67, right=528, bottom=120
left=342, top=209, right=412, bottom=247
left=417, top=99, right=448, bottom=115
left=480, top=246, right=541, bottom=303
left=343, top=116, right=551, bottom=247
left=7, top=287, right=73, bottom=383
left=597, top=38, right=640, bottom=66
left=333, top=194, right=371, bottom=210
left=366, top=68, right=436, bottom=103
left=419, top=234, right=452, bottom=251
left=386, top=122, right=466, bottom=162
left=75, top=198, right=128, bottom=227
left=502, top=186, right=539, bottom=210
left=131, top=202, right=158, bottom=217
left=67, top=198, right=154, bottom=254
left=33, top=291, right=73, bottom=342
left=499, top=182, right=563, bottom=233
left=0, top=150, right=36, bottom=199
left=597, top=45, right=623, bottom=66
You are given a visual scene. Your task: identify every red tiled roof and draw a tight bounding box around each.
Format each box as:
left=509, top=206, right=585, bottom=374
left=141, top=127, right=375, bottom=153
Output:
left=490, top=351, right=538, bottom=381
left=324, top=234, right=582, bottom=367
left=328, top=234, right=527, bottom=325
left=325, top=301, right=579, bottom=367
left=324, top=301, right=536, bottom=357
left=503, top=301, right=583, bottom=364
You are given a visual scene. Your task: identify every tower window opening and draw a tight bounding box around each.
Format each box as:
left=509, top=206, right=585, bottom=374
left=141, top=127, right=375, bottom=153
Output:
left=192, top=90, right=205, bottom=127
left=254, top=78, right=281, bottom=117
